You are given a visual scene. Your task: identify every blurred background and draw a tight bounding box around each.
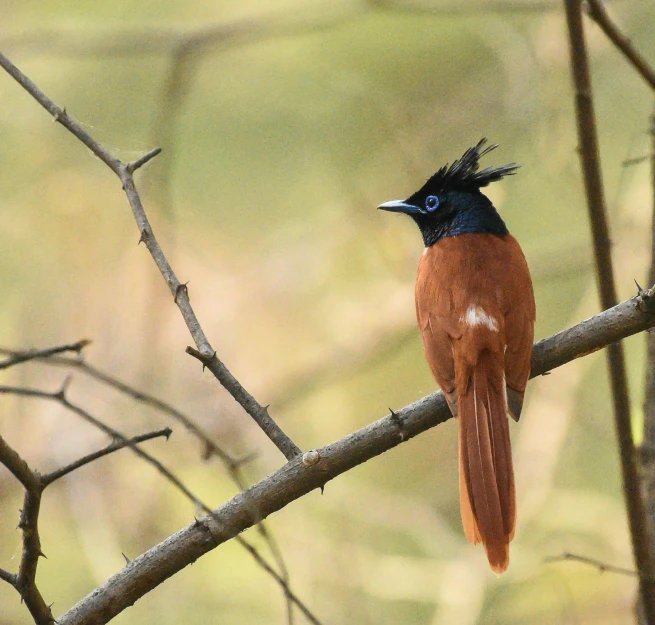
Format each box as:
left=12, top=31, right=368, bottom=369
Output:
left=1, top=1, right=655, bottom=623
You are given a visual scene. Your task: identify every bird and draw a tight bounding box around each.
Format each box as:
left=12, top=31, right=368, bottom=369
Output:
left=378, top=139, right=535, bottom=573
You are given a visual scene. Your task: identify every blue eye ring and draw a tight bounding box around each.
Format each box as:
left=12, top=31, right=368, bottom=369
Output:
left=425, top=195, right=440, bottom=212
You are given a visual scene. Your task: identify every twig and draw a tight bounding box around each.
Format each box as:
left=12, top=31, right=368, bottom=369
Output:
left=563, top=1, right=655, bottom=621
left=0, top=422, right=174, bottom=624
left=0, top=383, right=322, bottom=624
left=0, top=437, right=52, bottom=623
left=0, top=50, right=301, bottom=462
left=57, top=287, right=655, bottom=624
left=0, top=339, right=90, bottom=370
left=2, top=348, right=296, bottom=617
left=546, top=552, right=647, bottom=579
left=41, top=428, right=172, bottom=485
left=2, top=351, right=246, bottom=470
left=586, top=0, right=655, bottom=92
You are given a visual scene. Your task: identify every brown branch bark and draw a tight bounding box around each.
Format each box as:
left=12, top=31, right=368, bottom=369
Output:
left=56, top=287, right=655, bottom=625
left=0, top=383, right=322, bottom=624
left=586, top=0, right=655, bottom=92
left=0, top=50, right=300, bottom=462
left=563, top=1, right=655, bottom=622
left=0, top=339, right=90, bottom=371
left=41, top=428, right=172, bottom=485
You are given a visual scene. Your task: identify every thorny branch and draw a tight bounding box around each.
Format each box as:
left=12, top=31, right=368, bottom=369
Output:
left=0, top=339, right=90, bottom=371
left=0, top=344, right=295, bottom=620
left=0, top=427, right=170, bottom=625
left=0, top=383, right=322, bottom=625
left=0, top=51, right=301, bottom=463
left=586, top=0, right=655, bottom=92
left=546, top=552, right=648, bottom=580
left=55, top=286, right=655, bottom=625
left=564, top=1, right=655, bottom=622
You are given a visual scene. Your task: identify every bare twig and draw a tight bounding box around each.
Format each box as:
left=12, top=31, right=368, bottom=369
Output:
left=0, top=421, right=175, bottom=624
left=563, top=1, right=655, bottom=621
left=57, top=287, right=655, bottom=624
left=42, top=428, right=172, bottom=485
left=0, top=383, right=322, bottom=624
left=0, top=339, right=90, bottom=371
left=586, top=0, right=655, bottom=92
left=1, top=351, right=246, bottom=470
left=2, top=348, right=295, bottom=618
left=0, top=51, right=300, bottom=462
left=546, top=552, right=647, bottom=579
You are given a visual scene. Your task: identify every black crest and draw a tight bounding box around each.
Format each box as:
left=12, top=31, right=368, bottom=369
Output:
left=415, top=139, right=519, bottom=196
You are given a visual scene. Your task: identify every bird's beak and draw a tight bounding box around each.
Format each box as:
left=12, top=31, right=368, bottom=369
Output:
left=377, top=200, right=424, bottom=216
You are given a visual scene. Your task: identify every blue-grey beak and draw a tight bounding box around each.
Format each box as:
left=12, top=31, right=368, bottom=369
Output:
left=377, top=200, right=425, bottom=216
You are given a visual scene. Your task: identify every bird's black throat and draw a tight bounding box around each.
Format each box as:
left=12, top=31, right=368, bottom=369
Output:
left=413, top=191, right=509, bottom=248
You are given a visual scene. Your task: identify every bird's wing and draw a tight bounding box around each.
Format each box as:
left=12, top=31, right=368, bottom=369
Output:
left=415, top=251, right=460, bottom=413
left=501, top=235, right=536, bottom=421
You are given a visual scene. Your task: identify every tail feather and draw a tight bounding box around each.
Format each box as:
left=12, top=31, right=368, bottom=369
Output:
left=458, top=350, right=515, bottom=573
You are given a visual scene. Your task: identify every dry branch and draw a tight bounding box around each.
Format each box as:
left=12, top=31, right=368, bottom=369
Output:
left=0, top=50, right=300, bottom=462
left=563, top=1, right=655, bottom=620
left=57, top=287, right=655, bottom=624
left=586, top=0, right=655, bottom=92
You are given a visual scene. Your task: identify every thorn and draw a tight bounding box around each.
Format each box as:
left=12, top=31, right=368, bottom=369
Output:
left=174, top=282, right=189, bottom=304
left=635, top=279, right=645, bottom=295
left=57, top=375, right=73, bottom=399
left=38, top=550, right=47, bottom=559
left=122, top=552, right=131, bottom=564
left=74, top=339, right=92, bottom=352
left=320, top=485, right=325, bottom=495
left=542, top=371, right=551, bottom=376
left=52, top=107, right=66, bottom=123
left=138, top=229, right=148, bottom=245
left=162, top=427, right=173, bottom=441
left=388, top=408, right=406, bottom=441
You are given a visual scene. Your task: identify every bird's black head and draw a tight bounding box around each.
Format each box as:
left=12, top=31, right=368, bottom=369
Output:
left=378, top=139, right=519, bottom=247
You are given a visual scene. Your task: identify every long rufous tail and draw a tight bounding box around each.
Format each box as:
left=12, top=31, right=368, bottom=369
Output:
left=457, top=349, right=516, bottom=573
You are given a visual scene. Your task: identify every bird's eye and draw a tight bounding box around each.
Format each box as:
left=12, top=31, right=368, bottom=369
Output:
left=425, top=195, right=440, bottom=212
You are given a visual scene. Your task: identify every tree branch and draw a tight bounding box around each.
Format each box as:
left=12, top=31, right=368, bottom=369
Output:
left=0, top=50, right=301, bottom=462
left=546, top=551, right=647, bottom=579
left=0, top=339, right=90, bottom=371
left=0, top=383, right=323, bottom=624
left=564, top=1, right=655, bottom=621
left=4, top=351, right=248, bottom=471
left=586, top=0, right=655, bottom=92
left=41, top=428, right=172, bottom=486
left=57, top=287, right=655, bottom=625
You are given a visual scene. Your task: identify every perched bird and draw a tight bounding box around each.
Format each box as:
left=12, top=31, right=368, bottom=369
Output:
left=378, top=140, right=535, bottom=573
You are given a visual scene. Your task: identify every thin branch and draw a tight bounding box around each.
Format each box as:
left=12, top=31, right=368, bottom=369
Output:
left=11, top=353, right=246, bottom=470
left=57, top=287, right=655, bottom=625
left=0, top=441, right=53, bottom=623
left=185, top=347, right=301, bottom=459
left=0, top=50, right=301, bottom=462
left=546, top=552, right=647, bottom=579
left=7, top=349, right=294, bottom=615
left=563, top=1, right=655, bottom=621
left=0, top=383, right=322, bottom=624
left=42, top=427, right=172, bottom=486
left=0, top=339, right=90, bottom=371
left=0, top=434, right=41, bottom=490
left=586, top=0, right=655, bottom=92
left=126, top=147, right=162, bottom=173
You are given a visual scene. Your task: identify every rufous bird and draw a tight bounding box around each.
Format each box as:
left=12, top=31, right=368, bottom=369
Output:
left=378, top=140, right=535, bottom=572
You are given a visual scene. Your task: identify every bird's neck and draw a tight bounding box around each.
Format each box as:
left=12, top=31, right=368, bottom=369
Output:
left=420, top=193, right=509, bottom=248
